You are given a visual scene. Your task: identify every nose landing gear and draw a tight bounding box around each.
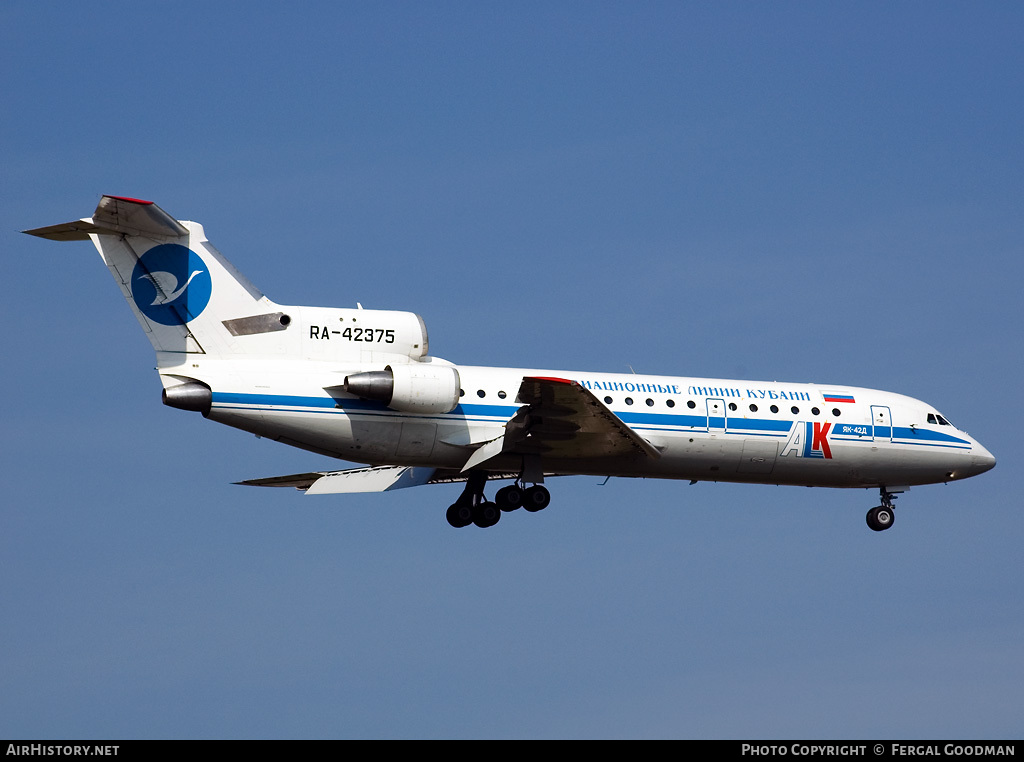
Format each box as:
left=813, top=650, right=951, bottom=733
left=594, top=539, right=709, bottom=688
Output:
left=866, top=488, right=898, bottom=532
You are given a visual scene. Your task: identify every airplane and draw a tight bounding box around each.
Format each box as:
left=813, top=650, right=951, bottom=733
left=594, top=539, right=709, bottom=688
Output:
left=25, top=195, right=996, bottom=531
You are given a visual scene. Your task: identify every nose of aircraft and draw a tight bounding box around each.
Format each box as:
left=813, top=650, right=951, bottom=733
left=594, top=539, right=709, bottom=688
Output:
left=969, top=441, right=997, bottom=477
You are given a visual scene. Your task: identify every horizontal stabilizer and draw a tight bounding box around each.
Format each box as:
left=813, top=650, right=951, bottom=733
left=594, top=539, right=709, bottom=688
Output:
left=22, top=219, right=99, bottom=241
left=23, top=195, right=188, bottom=241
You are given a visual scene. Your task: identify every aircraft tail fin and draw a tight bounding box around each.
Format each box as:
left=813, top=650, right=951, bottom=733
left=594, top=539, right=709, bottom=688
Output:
left=25, top=195, right=272, bottom=359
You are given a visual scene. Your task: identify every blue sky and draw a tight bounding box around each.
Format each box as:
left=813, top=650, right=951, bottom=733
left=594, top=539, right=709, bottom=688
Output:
left=2, top=2, right=1021, bottom=739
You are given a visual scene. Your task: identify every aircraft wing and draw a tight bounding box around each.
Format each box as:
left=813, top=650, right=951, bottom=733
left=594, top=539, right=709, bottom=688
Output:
left=236, top=465, right=524, bottom=495
left=501, top=376, right=661, bottom=460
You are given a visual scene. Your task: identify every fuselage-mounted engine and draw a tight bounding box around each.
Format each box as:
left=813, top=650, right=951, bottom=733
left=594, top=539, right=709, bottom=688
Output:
left=342, top=363, right=461, bottom=414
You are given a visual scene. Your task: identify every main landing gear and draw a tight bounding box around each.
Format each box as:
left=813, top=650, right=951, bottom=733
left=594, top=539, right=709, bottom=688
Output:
left=866, top=488, right=897, bottom=532
left=446, top=471, right=550, bottom=529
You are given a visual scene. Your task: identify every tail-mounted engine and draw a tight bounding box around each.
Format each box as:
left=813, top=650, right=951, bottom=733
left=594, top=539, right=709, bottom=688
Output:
left=161, top=379, right=212, bottom=415
left=342, top=364, right=460, bottom=414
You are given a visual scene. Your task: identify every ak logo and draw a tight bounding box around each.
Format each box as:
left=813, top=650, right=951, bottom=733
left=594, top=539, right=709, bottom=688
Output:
left=130, top=244, right=212, bottom=326
left=780, top=421, right=833, bottom=459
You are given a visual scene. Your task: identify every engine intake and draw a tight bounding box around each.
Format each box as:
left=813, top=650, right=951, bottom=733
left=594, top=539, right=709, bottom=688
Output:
left=343, top=364, right=460, bottom=414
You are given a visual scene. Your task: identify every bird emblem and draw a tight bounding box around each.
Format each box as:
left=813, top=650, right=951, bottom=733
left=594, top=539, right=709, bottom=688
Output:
left=136, top=269, right=204, bottom=306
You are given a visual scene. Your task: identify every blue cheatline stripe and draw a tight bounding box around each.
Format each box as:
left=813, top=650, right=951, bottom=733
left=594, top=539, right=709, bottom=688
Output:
left=212, top=391, right=337, bottom=408
left=208, top=392, right=972, bottom=450
left=618, top=412, right=788, bottom=434
left=617, top=411, right=700, bottom=427
left=451, top=402, right=520, bottom=417
left=209, top=392, right=518, bottom=424
left=725, top=418, right=792, bottom=434
left=893, top=427, right=970, bottom=447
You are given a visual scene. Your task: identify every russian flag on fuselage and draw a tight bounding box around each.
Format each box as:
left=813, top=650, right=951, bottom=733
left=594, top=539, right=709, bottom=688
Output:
left=822, top=392, right=856, bottom=403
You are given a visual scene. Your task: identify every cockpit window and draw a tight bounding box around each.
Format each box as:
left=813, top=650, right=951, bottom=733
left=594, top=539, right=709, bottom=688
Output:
left=928, top=413, right=952, bottom=426
left=937, top=414, right=951, bottom=426
left=927, top=413, right=937, bottom=424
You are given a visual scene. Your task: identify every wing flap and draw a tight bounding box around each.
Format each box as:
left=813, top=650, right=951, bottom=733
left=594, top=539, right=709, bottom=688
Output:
left=306, top=466, right=437, bottom=494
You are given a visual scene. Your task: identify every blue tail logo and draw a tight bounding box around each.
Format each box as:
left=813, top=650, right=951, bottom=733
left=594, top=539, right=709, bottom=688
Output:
left=131, top=244, right=212, bottom=326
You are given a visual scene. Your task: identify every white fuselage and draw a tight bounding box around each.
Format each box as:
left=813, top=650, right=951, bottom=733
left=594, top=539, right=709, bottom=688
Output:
left=178, top=357, right=995, bottom=490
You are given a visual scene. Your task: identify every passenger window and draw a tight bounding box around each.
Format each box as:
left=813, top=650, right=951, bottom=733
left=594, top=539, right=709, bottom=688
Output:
left=666, top=399, right=675, bottom=408
left=604, top=396, right=613, bottom=404
left=770, top=405, right=779, bottom=414
left=791, top=406, right=799, bottom=414
left=646, top=398, right=654, bottom=407
left=749, top=404, right=758, bottom=412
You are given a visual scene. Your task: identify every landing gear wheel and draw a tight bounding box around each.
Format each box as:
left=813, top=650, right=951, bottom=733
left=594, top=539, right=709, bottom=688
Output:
left=472, top=501, right=501, bottom=528
left=523, top=485, right=551, bottom=512
left=495, top=485, right=524, bottom=512
left=447, top=503, right=473, bottom=528
left=446, top=470, right=489, bottom=529
left=866, top=505, right=895, bottom=532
